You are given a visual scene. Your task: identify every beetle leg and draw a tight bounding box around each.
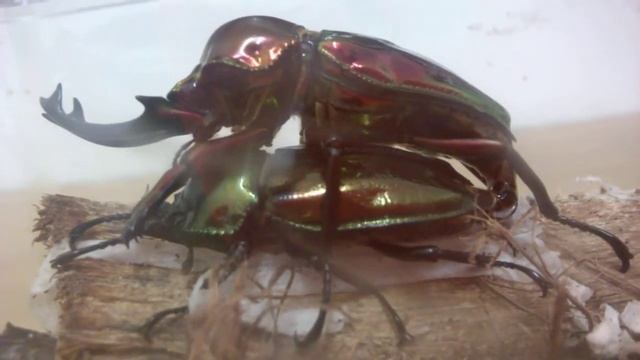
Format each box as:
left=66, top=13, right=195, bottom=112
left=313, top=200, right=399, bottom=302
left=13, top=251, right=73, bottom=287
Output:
left=139, top=306, right=188, bottom=341
left=294, top=146, right=341, bottom=347
left=172, top=139, right=194, bottom=167
left=50, top=214, right=233, bottom=267
left=61, top=139, right=191, bottom=251
left=67, top=213, right=131, bottom=251
left=128, top=128, right=269, bottom=238
left=139, top=239, right=250, bottom=341
left=59, top=164, right=189, bottom=262
left=354, top=139, right=632, bottom=273
left=368, top=241, right=551, bottom=297
left=123, top=164, right=189, bottom=244
left=294, top=262, right=331, bottom=347
left=504, top=147, right=633, bottom=273
left=282, top=238, right=413, bottom=345
left=52, top=201, right=231, bottom=267
left=50, top=237, right=125, bottom=267
left=54, top=129, right=269, bottom=266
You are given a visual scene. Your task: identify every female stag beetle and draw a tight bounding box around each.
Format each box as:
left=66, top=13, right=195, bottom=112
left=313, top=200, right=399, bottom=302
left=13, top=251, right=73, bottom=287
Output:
left=41, top=16, right=632, bottom=345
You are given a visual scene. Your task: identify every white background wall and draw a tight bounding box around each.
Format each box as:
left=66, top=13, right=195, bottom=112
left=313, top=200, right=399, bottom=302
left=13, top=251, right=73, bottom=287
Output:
left=1, top=0, right=639, bottom=189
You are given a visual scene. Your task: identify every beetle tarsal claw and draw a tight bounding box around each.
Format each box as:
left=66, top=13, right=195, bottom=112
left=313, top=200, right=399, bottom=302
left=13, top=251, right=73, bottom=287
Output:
left=556, top=215, right=633, bottom=273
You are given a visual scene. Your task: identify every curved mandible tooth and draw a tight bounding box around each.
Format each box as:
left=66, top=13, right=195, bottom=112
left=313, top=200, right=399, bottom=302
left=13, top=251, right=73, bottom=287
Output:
left=135, top=95, right=157, bottom=107
left=39, top=83, right=65, bottom=122
left=71, top=98, right=86, bottom=122
left=39, top=83, right=87, bottom=125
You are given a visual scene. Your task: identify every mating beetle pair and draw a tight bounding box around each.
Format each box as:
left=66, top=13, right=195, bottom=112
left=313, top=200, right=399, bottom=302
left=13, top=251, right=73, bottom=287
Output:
left=41, top=16, right=632, bottom=345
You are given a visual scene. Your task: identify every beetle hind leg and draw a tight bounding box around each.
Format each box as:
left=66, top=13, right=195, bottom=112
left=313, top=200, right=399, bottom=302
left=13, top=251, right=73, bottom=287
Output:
left=368, top=241, right=552, bottom=297
left=410, top=137, right=632, bottom=272
left=505, top=147, right=633, bottom=272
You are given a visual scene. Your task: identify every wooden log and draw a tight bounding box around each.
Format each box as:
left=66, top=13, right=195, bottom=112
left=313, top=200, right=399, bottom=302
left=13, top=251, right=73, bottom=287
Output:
left=30, top=190, right=639, bottom=359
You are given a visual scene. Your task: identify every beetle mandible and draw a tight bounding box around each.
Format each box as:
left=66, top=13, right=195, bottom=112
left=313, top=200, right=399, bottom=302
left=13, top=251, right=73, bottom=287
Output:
left=41, top=15, right=633, bottom=345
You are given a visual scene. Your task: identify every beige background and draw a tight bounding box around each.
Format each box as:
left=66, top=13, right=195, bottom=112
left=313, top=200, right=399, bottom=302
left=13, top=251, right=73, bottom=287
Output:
left=1, top=114, right=638, bottom=331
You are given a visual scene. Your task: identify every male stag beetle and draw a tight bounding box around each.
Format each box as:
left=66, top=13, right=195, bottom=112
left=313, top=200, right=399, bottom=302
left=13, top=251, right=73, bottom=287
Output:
left=41, top=16, right=632, bottom=345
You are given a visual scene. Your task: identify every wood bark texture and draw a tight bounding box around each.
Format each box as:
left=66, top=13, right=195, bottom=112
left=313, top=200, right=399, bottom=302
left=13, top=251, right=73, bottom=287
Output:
left=30, top=191, right=640, bottom=359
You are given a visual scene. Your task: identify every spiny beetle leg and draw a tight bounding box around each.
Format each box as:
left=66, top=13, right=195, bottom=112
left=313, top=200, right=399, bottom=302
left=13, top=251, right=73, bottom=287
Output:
left=139, top=240, right=249, bottom=341
left=295, top=145, right=341, bottom=347
left=505, top=147, right=633, bottom=273
left=125, top=164, right=189, bottom=241
left=172, top=139, right=194, bottom=167
left=52, top=212, right=233, bottom=267
left=283, top=239, right=413, bottom=346
left=368, top=241, right=551, bottom=297
left=294, top=262, right=331, bottom=347
left=68, top=213, right=131, bottom=251
left=407, top=137, right=632, bottom=272
left=50, top=237, right=126, bottom=267
left=139, top=306, right=188, bottom=341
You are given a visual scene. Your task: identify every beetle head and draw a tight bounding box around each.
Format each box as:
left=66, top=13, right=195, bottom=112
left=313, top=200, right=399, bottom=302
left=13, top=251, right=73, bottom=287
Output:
left=167, top=16, right=305, bottom=142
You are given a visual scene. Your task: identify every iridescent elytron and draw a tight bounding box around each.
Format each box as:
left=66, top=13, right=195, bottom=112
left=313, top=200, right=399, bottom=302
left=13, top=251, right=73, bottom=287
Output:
left=41, top=16, right=632, bottom=345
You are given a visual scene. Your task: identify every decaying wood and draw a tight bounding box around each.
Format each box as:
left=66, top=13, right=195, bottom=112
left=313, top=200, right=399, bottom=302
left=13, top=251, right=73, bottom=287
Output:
left=31, top=192, right=639, bottom=359
left=0, top=322, right=56, bottom=360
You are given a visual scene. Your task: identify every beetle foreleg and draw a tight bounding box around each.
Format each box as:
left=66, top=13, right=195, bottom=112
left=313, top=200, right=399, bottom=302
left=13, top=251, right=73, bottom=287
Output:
left=368, top=241, right=551, bottom=297
left=67, top=213, right=131, bottom=251
left=50, top=215, right=233, bottom=267
left=505, top=147, right=633, bottom=273
left=122, top=164, right=189, bottom=245
left=172, top=140, right=194, bottom=167
left=50, top=237, right=126, bottom=267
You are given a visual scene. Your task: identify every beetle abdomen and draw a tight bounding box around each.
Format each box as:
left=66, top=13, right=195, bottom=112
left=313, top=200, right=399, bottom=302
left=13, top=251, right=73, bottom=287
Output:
left=267, top=174, right=474, bottom=232
left=262, top=148, right=479, bottom=233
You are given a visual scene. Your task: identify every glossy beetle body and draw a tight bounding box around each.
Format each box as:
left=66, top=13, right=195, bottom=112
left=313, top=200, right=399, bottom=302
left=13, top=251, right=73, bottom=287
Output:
left=167, top=16, right=516, bottom=215
left=43, top=16, right=516, bottom=216
left=41, top=16, right=632, bottom=345
left=130, top=133, right=482, bottom=250
left=181, top=146, right=480, bottom=240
